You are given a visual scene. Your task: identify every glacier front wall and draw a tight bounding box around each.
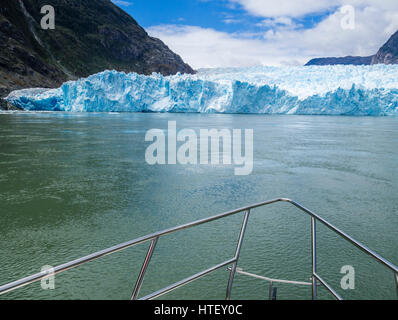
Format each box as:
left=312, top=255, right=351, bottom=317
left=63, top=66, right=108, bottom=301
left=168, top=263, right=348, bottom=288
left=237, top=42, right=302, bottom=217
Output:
left=6, top=66, right=398, bottom=115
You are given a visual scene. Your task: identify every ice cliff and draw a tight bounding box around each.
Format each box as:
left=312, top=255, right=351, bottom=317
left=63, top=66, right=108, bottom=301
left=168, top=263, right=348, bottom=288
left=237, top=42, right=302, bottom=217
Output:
left=6, top=65, right=398, bottom=115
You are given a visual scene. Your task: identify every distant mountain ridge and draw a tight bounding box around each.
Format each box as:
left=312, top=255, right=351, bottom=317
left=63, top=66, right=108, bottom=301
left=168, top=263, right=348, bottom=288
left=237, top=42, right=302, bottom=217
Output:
left=305, top=30, right=398, bottom=66
left=0, top=0, right=194, bottom=99
left=305, top=56, right=373, bottom=66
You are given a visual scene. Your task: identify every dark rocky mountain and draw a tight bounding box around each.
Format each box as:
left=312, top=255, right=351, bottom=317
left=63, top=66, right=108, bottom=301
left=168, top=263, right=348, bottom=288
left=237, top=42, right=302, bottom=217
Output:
left=0, top=0, right=194, bottom=99
left=305, top=30, right=398, bottom=66
left=372, top=30, right=398, bottom=64
left=305, top=55, right=373, bottom=66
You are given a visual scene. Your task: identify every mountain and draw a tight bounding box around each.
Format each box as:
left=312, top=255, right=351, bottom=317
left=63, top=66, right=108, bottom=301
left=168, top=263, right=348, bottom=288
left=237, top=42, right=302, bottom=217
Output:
left=0, top=0, right=194, bottom=99
left=305, top=30, right=398, bottom=66
left=305, top=56, right=373, bottom=66
left=372, top=30, right=398, bottom=64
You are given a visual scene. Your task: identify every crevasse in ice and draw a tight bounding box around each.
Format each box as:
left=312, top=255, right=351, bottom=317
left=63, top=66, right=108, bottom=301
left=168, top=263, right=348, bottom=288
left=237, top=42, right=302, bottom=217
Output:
left=6, top=65, right=398, bottom=115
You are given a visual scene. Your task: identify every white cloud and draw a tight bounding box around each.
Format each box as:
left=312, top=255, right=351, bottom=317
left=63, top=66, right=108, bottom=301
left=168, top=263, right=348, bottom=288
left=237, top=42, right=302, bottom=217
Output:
left=111, top=0, right=133, bottom=7
left=223, top=18, right=243, bottom=24
left=230, top=0, right=337, bottom=18
left=345, top=0, right=398, bottom=11
left=148, top=1, right=398, bottom=68
left=256, top=17, right=295, bottom=28
left=230, top=0, right=398, bottom=18
left=148, top=25, right=306, bottom=68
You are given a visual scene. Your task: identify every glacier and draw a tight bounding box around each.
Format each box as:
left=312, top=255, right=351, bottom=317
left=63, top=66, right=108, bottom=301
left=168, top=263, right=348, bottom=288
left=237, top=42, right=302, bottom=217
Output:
left=5, top=65, right=398, bottom=115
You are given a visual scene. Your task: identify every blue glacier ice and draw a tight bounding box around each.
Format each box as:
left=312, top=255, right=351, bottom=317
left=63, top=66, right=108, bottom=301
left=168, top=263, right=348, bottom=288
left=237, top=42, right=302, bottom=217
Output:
left=6, top=65, right=398, bottom=115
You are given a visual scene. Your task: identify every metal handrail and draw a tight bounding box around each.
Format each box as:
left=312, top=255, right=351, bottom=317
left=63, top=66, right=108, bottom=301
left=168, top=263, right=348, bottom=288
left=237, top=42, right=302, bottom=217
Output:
left=231, top=268, right=313, bottom=286
left=229, top=267, right=313, bottom=300
left=0, top=198, right=397, bottom=300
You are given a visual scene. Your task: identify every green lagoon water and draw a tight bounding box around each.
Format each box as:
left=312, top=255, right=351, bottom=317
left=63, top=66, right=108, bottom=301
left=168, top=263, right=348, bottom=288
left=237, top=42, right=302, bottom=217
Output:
left=0, top=112, right=397, bottom=300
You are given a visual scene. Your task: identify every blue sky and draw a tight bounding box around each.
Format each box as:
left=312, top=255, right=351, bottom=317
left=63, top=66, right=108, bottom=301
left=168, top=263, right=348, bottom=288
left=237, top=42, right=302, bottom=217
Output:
left=114, top=0, right=329, bottom=35
left=111, top=1, right=398, bottom=69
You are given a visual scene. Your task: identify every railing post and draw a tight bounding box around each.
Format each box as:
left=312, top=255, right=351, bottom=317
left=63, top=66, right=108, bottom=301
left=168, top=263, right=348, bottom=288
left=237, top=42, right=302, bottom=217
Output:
left=131, top=237, right=159, bottom=300
left=395, top=273, right=398, bottom=300
left=226, top=210, right=250, bottom=300
left=268, top=281, right=273, bottom=300
left=311, top=217, right=317, bottom=300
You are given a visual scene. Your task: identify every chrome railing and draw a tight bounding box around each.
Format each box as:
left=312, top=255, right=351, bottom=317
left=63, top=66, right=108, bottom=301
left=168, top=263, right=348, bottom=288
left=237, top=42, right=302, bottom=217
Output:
left=0, top=198, right=397, bottom=300
left=229, top=267, right=313, bottom=300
